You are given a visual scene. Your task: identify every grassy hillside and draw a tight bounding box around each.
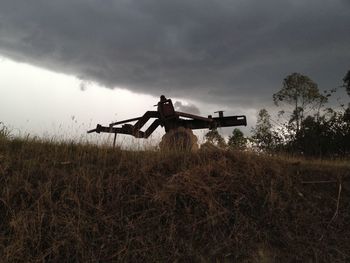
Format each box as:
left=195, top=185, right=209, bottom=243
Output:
left=0, top=135, right=349, bottom=262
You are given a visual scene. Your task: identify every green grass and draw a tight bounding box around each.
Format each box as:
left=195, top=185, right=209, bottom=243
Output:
left=0, top=134, right=349, bottom=262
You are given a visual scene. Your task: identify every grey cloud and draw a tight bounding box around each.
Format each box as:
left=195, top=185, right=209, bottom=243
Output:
left=0, top=0, right=349, bottom=109
left=174, top=101, right=200, bottom=115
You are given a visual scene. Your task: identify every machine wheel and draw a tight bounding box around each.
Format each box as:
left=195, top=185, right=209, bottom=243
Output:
left=159, top=127, right=199, bottom=152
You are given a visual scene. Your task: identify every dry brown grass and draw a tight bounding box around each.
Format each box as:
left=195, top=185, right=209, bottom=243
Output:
left=0, top=135, right=349, bottom=262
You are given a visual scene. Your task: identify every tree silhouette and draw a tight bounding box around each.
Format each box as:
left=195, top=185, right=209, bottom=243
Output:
left=273, top=73, right=327, bottom=134
left=228, top=128, right=246, bottom=150
left=251, top=109, right=277, bottom=152
left=343, top=70, right=350, bottom=96
left=204, top=128, right=226, bottom=148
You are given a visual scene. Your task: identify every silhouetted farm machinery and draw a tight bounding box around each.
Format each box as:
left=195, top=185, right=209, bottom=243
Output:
left=88, top=95, right=247, bottom=149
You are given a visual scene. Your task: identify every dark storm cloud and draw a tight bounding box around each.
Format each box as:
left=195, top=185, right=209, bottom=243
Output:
left=0, top=0, right=349, bottom=108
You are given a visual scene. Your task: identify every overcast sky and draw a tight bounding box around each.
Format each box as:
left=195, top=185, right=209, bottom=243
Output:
left=0, top=0, right=349, bottom=143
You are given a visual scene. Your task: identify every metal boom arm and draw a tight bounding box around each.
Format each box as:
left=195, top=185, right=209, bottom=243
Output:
left=87, top=96, right=247, bottom=140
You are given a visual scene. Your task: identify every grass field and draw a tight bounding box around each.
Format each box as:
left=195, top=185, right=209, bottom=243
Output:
left=0, top=132, right=349, bottom=262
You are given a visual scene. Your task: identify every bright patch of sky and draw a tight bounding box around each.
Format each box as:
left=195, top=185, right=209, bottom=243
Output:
left=0, top=57, right=159, bottom=146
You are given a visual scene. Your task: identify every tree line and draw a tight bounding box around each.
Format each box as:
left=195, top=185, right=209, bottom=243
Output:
left=204, top=70, right=350, bottom=157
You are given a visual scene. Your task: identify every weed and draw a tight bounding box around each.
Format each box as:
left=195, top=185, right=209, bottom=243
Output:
left=0, top=136, right=349, bottom=262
